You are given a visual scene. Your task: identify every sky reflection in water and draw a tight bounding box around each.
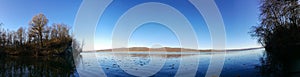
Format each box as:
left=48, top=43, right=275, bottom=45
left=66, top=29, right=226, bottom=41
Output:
left=77, top=49, right=264, bottom=77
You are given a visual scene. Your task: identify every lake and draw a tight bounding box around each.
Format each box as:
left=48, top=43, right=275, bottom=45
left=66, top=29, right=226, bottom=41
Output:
left=75, top=49, right=265, bottom=77
left=1, top=49, right=280, bottom=77
left=0, top=55, right=77, bottom=77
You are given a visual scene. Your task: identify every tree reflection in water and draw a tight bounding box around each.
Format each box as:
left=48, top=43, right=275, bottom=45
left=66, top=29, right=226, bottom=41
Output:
left=0, top=55, right=77, bottom=77
left=257, top=48, right=300, bottom=77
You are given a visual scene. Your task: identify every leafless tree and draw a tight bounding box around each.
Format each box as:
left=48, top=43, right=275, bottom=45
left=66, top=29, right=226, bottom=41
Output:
left=44, top=26, right=51, bottom=41
left=51, top=24, right=58, bottom=39
left=250, top=0, right=300, bottom=49
left=51, top=23, right=70, bottom=40
left=29, top=13, right=48, bottom=47
left=0, top=14, right=79, bottom=56
left=17, top=27, right=25, bottom=45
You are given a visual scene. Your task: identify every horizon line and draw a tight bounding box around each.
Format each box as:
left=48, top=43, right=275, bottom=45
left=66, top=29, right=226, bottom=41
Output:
left=84, top=46, right=263, bottom=51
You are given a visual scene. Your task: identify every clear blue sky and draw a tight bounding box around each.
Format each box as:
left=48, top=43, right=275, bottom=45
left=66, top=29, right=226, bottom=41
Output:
left=0, top=0, right=261, bottom=50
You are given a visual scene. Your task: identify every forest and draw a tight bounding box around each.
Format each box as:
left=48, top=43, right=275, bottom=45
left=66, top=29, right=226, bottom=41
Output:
left=0, top=13, right=76, bottom=56
left=251, top=0, right=300, bottom=54
left=252, top=0, right=300, bottom=76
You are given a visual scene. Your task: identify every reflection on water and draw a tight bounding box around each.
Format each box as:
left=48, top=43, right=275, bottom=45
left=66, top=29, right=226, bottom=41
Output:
left=77, top=49, right=265, bottom=77
left=257, top=49, right=300, bottom=77
left=4, top=49, right=298, bottom=77
left=0, top=55, right=77, bottom=77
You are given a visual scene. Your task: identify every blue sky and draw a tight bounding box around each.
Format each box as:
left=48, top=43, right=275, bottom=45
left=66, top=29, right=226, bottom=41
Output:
left=0, top=0, right=261, bottom=50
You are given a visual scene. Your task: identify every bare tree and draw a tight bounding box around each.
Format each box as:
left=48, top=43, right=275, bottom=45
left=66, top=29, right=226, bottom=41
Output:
left=7, top=31, right=13, bottom=46
left=0, top=14, right=78, bottom=56
left=250, top=0, right=300, bottom=50
left=56, top=23, right=70, bottom=39
left=28, top=28, right=35, bottom=44
left=0, top=23, right=4, bottom=46
left=12, top=31, right=17, bottom=46
left=29, top=13, right=48, bottom=47
left=44, top=26, right=51, bottom=41
left=1, top=32, right=6, bottom=46
left=17, top=27, right=25, bottom=45
left=51, top=24, right=58, bottom=39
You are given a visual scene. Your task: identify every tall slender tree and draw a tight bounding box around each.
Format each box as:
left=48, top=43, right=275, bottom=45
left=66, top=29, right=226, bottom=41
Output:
left=51, top=24, right=58, bottom=39
left=17, top=27, right=25, bottom=45
left=44, top=26, right=51, bottom=41
left=1, top=31, right=6, bottom=47
left=0, top=23, right=3, bottom=47
left=29, top=13, right=48, bottom=48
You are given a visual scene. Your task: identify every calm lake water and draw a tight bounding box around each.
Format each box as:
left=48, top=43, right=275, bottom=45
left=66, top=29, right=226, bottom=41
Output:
left=0, top=55, right=77, bottom=77
left=0, top=49, right=271, bottom=77
left=75, top=49, right=265, bottom=77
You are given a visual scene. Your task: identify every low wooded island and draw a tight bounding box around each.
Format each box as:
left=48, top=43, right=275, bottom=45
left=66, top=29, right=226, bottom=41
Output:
left=0, top=13, right=78, bottom=56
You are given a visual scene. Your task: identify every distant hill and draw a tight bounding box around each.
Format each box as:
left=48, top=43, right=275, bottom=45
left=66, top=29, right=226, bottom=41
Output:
left=96, top=47, right=263, bottom=52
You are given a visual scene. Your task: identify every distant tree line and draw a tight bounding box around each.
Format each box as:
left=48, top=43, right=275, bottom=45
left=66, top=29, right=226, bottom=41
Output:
left=0, top=13, right=74, bottom=56
left=251, top=0, right=300, bottom=52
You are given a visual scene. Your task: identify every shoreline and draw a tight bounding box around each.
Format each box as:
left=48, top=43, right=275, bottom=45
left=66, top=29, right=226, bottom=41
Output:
left=84, top=47, right=264, bottom=52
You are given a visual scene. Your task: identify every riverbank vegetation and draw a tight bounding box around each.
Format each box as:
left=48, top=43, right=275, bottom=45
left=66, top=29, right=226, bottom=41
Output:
left=251, top=0, right=300, bottom=76
left=0, top=13, right=78, bottom=56
left=250, top=0, right=300, bottom=55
